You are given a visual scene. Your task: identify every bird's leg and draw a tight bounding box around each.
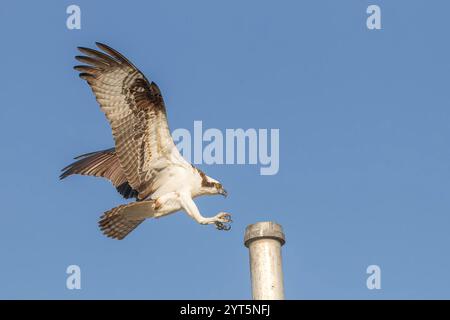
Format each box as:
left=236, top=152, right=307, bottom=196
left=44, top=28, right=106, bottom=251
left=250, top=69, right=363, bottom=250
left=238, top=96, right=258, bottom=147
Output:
left=152, top=192, right=182, bottom=219
left=179, top=193, right=232, bottom=231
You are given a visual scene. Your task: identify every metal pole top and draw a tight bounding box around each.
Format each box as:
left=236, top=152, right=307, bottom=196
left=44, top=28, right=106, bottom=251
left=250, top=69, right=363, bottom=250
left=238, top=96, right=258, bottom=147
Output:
left=244, top=221, right=286, bottom=247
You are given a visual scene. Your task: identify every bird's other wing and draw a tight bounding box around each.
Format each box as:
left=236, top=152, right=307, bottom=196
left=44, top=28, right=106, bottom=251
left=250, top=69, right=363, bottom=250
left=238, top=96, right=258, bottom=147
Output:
left=60, top=148, right=138, bottom=199
left=74, top=42, right=184, bottom=200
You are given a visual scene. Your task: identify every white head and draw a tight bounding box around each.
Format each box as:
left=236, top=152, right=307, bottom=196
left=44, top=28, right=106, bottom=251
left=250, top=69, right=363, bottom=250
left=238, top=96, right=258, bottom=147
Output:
left=197, top=169, right=227, bottom=197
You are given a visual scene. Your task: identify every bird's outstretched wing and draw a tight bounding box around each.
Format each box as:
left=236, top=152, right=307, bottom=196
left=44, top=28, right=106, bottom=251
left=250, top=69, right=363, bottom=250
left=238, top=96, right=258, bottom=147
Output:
left=74, top=42, right=183, bottom=200
left=60, top=148, right=138, bottom=199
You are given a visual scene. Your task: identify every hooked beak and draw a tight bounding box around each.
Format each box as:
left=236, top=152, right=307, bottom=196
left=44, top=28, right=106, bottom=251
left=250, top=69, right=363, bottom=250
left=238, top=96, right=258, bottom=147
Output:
left=219, top=188, right=228, bottom=197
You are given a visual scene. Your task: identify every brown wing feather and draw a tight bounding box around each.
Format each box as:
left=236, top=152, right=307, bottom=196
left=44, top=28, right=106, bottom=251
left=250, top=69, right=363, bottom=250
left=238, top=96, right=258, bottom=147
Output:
left=60, top=148, right=138, bottom=199
left=74, top=43, right=178, bottom=199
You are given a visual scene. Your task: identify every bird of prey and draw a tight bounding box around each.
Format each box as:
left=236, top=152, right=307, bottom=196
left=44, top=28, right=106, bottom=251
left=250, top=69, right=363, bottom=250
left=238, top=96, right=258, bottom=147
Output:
left=60, top=42, right=231, bottom=240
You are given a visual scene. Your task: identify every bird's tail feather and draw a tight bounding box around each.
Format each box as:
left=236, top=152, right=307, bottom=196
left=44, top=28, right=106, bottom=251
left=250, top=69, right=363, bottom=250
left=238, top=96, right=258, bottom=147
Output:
left=99, top=201, right=155, bottom=240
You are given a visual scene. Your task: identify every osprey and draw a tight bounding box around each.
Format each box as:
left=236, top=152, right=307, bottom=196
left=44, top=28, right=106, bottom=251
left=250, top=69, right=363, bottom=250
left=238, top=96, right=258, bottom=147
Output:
left=60, top=43, right=231, bottom=240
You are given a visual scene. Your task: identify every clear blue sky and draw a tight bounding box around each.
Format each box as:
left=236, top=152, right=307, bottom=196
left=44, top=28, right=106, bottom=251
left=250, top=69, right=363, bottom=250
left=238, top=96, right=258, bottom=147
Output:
left=1, top=0, right=449, bottom=299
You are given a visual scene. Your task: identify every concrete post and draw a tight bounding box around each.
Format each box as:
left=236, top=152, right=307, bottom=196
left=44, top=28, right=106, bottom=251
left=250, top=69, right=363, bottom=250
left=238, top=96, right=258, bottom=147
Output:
left=244, top=221, right=286, bottom=300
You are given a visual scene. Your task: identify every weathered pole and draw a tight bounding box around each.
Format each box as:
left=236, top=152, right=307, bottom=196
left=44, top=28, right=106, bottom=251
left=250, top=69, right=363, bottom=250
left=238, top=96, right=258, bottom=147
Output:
left=244, top=221, right=286, bottom=300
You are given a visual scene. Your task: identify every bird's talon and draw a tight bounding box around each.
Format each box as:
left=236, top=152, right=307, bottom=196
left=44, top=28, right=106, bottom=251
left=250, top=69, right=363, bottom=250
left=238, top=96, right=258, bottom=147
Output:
left=215, top=221, right=232, bottom=231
